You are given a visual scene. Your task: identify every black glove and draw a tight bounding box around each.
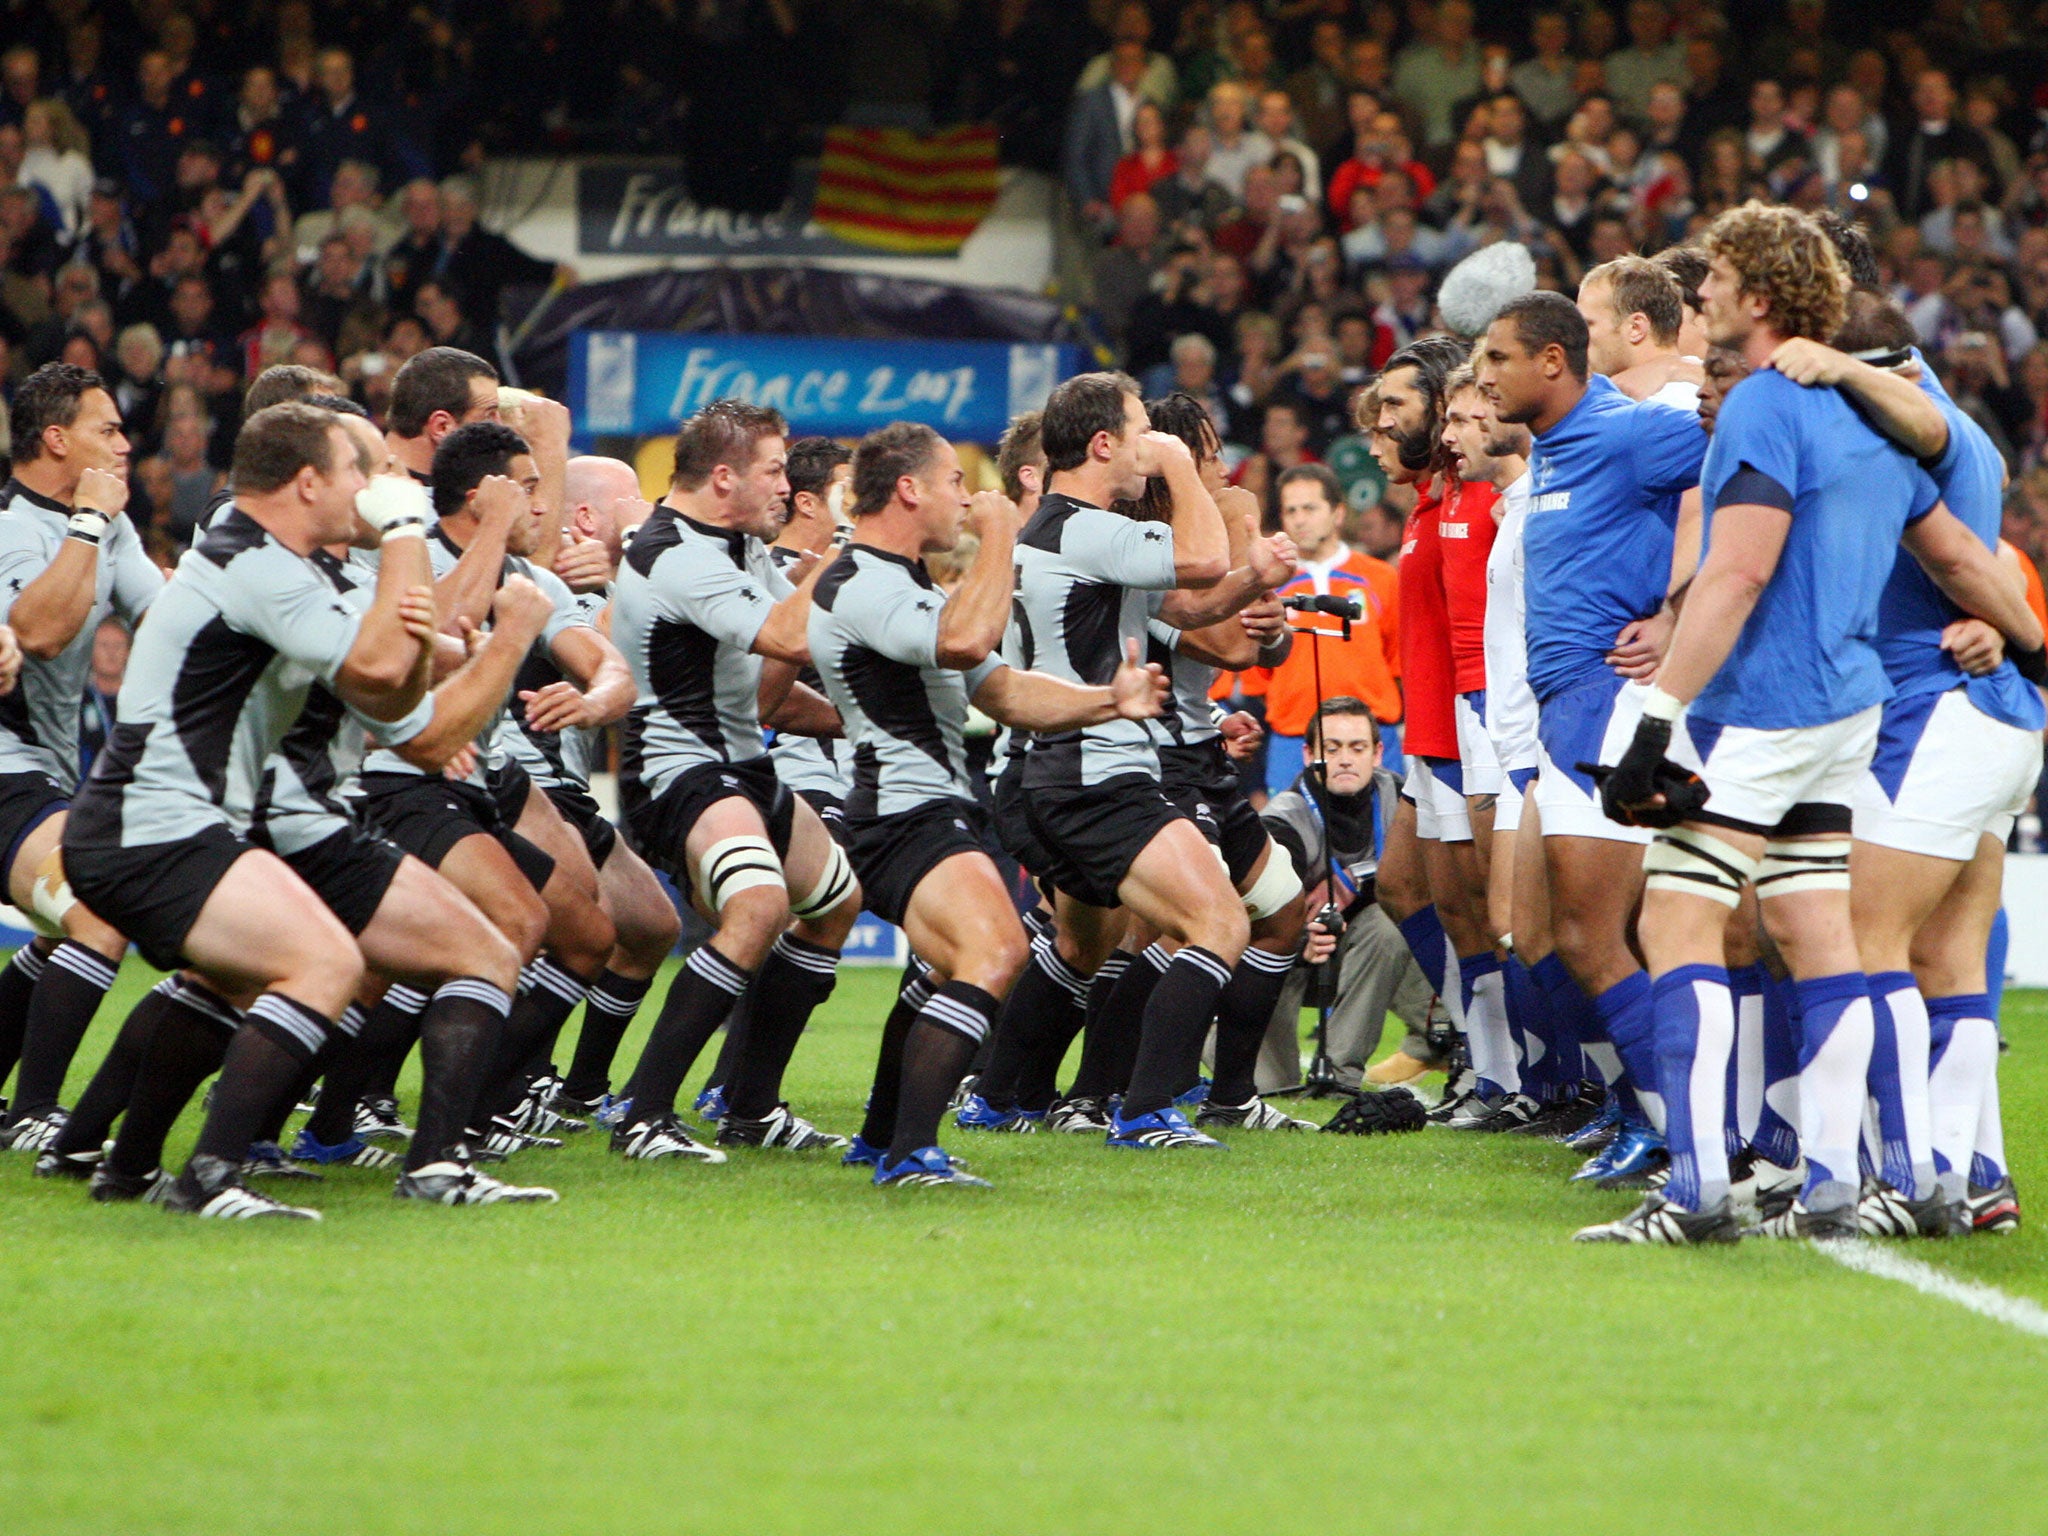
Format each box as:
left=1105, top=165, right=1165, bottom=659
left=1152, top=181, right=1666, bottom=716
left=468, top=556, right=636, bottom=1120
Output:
left=1322, top=1086, right=1427, bottom=1135
left=2011, top=642, right=2048, bottom=687
left=1578, top=713, right=1708, bottom=828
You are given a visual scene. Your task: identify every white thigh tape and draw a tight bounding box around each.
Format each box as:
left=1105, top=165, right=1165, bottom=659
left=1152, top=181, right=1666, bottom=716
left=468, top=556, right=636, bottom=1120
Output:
left=28, top=850, right=77, bottom=939
left=789, top=838, right=855, bottom=920
left=1756, top=837, right=1851, bottom=899
left=698, top=835, right=785, bottom=911
left=1241, top=843, right=1303, bottom=920
left=1644, top=826, right=1758, bottom=909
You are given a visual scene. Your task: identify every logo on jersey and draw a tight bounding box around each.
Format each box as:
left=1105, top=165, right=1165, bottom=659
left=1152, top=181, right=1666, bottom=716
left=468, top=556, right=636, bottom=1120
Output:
left=1532, top=493, right=1571, bottom=512
left=1143, top=528, right=1166, bottom=542
left=1440, top=522, right=1469, bottom=539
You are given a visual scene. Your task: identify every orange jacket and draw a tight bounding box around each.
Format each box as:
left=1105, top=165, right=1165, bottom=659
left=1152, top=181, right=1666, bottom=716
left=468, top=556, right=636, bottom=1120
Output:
left=1242, top=549, right=1403, bottom=735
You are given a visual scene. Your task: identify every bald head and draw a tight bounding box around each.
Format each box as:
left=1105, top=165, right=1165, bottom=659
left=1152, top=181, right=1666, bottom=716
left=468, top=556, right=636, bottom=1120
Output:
left=565, top=454, right=650, bottom=560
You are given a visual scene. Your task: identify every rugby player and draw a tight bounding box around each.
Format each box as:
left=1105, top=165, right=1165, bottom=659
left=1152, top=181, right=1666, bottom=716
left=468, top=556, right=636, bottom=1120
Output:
left=1578, top=204, right=2040, bottom=1244
left=0, top=365, right=158, bottom=1154
left=811, top=422, right=1167, bottom=1183
left=606, top=402, right=860, bottom=1161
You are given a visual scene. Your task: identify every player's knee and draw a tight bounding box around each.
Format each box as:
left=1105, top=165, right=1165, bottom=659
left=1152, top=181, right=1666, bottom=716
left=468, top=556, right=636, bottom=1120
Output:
left=552, top=893, right=615, bottom=976
left=464, top=919, right=525, bottom=994
left=716, top=883, right=789, bottom=965
left=481, top=882, right=549, bottom=963
left=616, top=899, right=683, bottom=971
left=1190, top=899, right=1251, bottom=964
left=295, top=939, right=366, bottom=1014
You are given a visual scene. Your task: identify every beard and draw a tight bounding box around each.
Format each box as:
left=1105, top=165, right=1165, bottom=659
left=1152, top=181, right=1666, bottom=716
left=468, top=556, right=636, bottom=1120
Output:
left=1392, top=416, right=1437, bottom=472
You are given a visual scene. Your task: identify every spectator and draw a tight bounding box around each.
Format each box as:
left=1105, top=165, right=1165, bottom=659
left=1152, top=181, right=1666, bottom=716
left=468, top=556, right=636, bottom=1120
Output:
left=1064, top=39, right=1150, bottom=223
left=1231, top=398, right=1319, bottom=509
left=1887, top=68, right=1990, bottom=222
left=297, top=48, right=421, bottom=208
left=18, top=99, right=92, bottom=240
left=1510, top=10, right=1579, bottom=130
left=1481, top=93, right=1552, bottom=209
left=382, top=178, right=443, bottom=317
left=113, top=51, right=194, bottom=210
left=1328, top=101, right=1435, bottom=229
left=1286, top=19, right=1354, bottom=159
left=1092, top=193, right=1162, bottom=350
left=1271, top=345, right=1351, bottom=454
left=79, top=616, right=127, bottom=779
left=155, top=409, right=225, bottom=545
left=1156, top=331, right=1232, bottom=442
left=434, top=175, right=569, bottom=333
left=301, top=232, right=378, bottom=351
left=414, top=279, right=487, bottom=355
left=110, top=322, right=163, bottom=445
left=1204, top=82, right=1273, bottom=201
left=238, top=267, right=316, bottom=378
left=1226, top=309, right=1285, bottom=431
left=1254, top=91, right=1322, bottom=207
left=1110, top=101, right=1176, bottom=212
left=293, top=159, right=393, bottom=255
left=1744, top=78, right=1812, bottom=178
left=1680, top=35, right=1748, bottom=145
left=1603, top=0, right=1688, bottom=117
left=226, top=66, right=301, bottom=186
left=1391, top=0, right=1483, bottom=148
left=1073, top=2, right=1178, bottom=111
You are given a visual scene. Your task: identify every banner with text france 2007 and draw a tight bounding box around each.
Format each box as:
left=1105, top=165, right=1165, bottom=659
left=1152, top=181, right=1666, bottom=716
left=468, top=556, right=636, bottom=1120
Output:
left=566, top=331, right=1086, bottom=444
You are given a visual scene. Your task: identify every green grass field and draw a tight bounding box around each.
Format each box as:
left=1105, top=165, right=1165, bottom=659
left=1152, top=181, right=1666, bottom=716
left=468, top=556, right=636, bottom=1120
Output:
left=1, top=960, right=2044, bottom=1534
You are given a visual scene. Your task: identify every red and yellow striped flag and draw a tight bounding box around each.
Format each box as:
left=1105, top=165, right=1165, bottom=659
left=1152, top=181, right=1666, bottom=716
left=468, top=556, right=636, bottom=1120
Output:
left=812, top=125, right=1001, bottom=255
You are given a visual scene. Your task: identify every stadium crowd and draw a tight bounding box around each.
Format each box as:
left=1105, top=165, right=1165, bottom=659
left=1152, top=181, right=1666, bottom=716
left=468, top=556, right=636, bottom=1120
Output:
left=1063, top=0, right=2048, bottom=573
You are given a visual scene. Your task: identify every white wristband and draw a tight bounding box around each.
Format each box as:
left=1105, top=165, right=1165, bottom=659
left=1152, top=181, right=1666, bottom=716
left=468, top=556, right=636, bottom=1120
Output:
left=66, top=509, right=110, bottom=545
left=1641, top=684, right=1685, bottom=723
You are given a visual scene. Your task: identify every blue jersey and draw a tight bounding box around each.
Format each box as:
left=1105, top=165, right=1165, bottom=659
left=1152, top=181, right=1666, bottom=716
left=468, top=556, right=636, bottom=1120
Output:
left=1871, top=365, right=2045, bottom=732
left=1694, top=369, right=1938, bottom=730
left=1523, top=374, right=1705, bottom=702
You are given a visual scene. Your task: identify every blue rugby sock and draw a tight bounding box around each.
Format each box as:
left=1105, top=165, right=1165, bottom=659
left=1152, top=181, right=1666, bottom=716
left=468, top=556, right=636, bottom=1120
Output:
left=1794, top=973, right=1874, bottom=1210
left=1652, top=964, right=1734, bottom=1211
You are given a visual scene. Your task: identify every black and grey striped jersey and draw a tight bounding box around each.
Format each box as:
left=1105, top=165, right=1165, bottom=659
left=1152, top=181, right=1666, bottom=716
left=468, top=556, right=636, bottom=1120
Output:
left=766, top=542, right=850, bottom=802
left=357, top=523, right=584, bottom=785
left=68, top=509, right=373, bottom=848
left=500, top=585, right=608, bottom=793
left=1014, top=492, right=1179, bottom=790
left=808, top=544, right=1001, bottom=818
left=254, top=548, right=431, bottom=854
left=1144, top=593, right=1220, bottom=751
left=0, top=479, right=163, bottom=791
left=613, top=506, right=792, bottom=801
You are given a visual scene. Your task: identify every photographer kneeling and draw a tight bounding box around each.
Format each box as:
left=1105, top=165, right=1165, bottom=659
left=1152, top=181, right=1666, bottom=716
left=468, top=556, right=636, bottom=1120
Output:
left=1255, top=698, right=1432, bottom=1091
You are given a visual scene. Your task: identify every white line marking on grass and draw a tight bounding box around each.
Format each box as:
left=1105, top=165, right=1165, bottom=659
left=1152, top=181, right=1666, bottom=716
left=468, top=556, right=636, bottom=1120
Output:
left=1818, top=1241, right=2048, bottom=1338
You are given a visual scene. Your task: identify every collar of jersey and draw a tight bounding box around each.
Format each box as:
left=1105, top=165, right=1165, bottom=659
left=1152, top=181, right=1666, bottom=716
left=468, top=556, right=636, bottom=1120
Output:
left=0, top=478, right=69, bottom=518
left=677, top=510, right=748, bottom=558
left=847, top=540, right=933, bottom=587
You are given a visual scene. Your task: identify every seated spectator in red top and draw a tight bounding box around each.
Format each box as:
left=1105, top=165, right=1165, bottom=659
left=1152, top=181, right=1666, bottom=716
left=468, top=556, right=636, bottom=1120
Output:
left=1327, top=99, right=1436, bottom=229
left=1110, top=100, right=1177, bottom=210
left=237, top=267, right=316, bottom=377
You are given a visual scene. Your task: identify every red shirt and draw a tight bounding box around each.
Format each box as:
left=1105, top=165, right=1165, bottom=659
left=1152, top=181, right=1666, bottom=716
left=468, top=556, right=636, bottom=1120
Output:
left=1110, top=151, right=1177, bottom=209
left=1397, top=480, right=1458, bottom=760
left=1436, top=478, right=1498, bottom=695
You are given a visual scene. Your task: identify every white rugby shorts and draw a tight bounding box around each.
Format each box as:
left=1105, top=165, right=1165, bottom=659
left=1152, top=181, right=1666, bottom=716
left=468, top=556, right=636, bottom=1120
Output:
left=1853, top=687, right=2044, bottom=860
left=1668, top=705, right=1881, bottom=833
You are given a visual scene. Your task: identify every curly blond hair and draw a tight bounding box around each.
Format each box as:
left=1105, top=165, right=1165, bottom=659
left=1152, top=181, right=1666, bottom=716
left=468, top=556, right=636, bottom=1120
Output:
left=1702, top=202, right=1848, bottom=343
